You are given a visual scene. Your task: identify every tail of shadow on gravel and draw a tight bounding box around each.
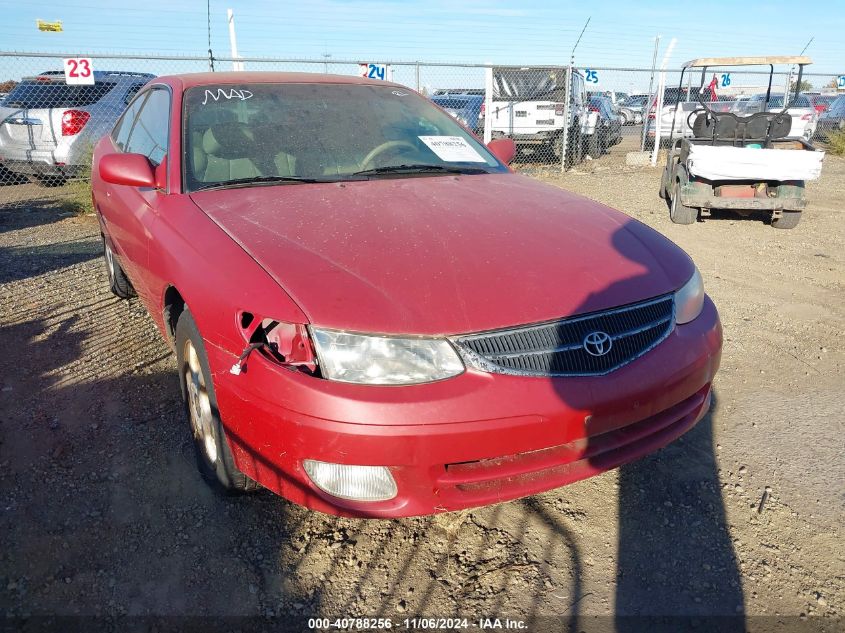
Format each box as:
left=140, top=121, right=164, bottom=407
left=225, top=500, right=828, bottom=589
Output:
left=0, top=312, right=318, bottom=632
left=544, top=221, right=743, bottom=633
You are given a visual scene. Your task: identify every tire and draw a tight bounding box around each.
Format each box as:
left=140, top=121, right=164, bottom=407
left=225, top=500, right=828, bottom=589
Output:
left=37, top=175, right=66, bottom=187
left=587, top=131, right=601, bottom=159
left=619, top=111, right=629, bottom=125
left=103, top=238, right=135, bottom=299
left=557, top=127, right=583, bottom=167
left=669, top=181, right=698, bottom=225
left=176, top=309, right=259, bottom=494
left=771, top=211, right=801, bottom=229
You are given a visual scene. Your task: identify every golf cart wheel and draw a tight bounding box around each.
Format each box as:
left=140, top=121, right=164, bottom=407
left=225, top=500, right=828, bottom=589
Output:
left=669, top=181, right=698, bottom=225
left=771, top=211, right=801, bottom=230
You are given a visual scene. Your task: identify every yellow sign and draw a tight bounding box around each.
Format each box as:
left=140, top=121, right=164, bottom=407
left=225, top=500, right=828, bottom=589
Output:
left=36, top=19, right=63, bottom=33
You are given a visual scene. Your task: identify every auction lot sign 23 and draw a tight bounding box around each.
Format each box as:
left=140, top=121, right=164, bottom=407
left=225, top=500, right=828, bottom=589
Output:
left=63, top=57, right=94, bottom=85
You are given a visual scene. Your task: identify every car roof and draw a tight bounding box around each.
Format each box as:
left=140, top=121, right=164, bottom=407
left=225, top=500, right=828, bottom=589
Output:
left=159, top=71, right=400, bottom=90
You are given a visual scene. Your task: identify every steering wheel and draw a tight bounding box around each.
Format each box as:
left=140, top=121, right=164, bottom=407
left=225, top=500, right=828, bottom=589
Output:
left=360, top=140, right=418, bottom=170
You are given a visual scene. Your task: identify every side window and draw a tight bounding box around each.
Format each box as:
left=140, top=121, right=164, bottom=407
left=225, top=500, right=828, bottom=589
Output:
left=112, top=92, right=148, bottom=151
left=125, top=89, right=170, bottom=166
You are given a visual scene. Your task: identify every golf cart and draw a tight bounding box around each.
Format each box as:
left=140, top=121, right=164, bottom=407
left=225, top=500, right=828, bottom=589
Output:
left=660, top=56, right=825, bottom=229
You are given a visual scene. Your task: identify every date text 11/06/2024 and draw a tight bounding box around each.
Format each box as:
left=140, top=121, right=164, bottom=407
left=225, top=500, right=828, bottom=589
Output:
left=307, top=617, right=528, bottom=630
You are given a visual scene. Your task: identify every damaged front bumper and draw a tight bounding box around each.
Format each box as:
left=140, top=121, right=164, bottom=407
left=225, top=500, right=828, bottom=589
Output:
left=203, top=298, right=722, bottom=518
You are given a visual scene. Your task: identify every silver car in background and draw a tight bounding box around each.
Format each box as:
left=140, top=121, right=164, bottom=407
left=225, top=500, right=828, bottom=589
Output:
left=0, top=70, right=154, bottom=183
left=737, top=93, right=818, bottom=141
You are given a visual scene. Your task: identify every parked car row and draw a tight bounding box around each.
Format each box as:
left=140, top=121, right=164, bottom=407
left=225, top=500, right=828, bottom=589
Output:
left=644, top=88, right=822, bottom=148
left=431, top=68, right=626, bottom=166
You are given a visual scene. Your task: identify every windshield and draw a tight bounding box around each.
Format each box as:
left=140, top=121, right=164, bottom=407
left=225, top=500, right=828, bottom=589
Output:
left=184, top=83, right=505, bottom=191
left=3, top=80, right=114, bottom=108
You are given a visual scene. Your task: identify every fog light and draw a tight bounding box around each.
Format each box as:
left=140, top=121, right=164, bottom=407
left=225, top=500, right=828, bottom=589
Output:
left=303, top=460, right=397, bottom=502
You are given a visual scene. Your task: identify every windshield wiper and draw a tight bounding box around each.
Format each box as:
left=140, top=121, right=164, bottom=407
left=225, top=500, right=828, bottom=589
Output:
left=193, top=175, right=331, bottom=192
left=350, top=164, right=488, bottom=177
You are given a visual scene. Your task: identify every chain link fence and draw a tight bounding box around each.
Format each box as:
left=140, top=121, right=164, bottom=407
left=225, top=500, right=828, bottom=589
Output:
left=1, top=51, right=843, bottom=209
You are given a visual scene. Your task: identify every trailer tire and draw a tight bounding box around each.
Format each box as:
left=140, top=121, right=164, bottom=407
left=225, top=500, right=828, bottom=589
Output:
left=669, top=181, right=698, bottom=225
left=771, top=211, right=801, bottom=229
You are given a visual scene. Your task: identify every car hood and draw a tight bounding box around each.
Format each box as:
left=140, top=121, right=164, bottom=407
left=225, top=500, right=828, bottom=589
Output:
left=190, top=174, right=694, bottom=335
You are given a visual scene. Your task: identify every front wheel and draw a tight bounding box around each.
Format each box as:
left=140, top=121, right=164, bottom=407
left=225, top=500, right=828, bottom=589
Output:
left=176, top=309, right=259, bottom=494
left=669, top=181, right=698, bottom=225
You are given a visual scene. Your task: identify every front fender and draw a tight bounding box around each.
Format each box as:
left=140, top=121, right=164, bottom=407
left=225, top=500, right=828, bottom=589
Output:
left=142, top=194, right=309, bottom=364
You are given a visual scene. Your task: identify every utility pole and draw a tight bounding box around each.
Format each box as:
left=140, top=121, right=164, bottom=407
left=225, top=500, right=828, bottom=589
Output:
left=561, top=17, right=590, bottom=172
left=206, top=0, right=214, bottom=71
left=227, top=9, right=243, bottom=71
left=322, top=52, right=332, bottom=74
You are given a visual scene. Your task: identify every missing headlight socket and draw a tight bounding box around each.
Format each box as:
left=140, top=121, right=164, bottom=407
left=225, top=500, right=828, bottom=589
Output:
left=232, top=313, right=318, bottom=376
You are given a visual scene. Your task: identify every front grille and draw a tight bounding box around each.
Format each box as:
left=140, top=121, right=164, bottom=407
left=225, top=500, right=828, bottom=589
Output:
left=453, top=295, right=674, bottom=376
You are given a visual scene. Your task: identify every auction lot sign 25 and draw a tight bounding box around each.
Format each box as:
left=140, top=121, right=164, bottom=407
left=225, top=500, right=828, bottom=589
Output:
left=63, top=57, right=94, bottom=85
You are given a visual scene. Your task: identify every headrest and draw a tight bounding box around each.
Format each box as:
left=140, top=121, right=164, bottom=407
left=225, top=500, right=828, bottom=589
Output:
left=202, top=122, right=257, bottom=159
left=189, top=107, right=237, bottom=129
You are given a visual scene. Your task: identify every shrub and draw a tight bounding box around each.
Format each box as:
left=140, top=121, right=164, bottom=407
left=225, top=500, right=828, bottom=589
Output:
left=824, top=128, right=845, bottom=157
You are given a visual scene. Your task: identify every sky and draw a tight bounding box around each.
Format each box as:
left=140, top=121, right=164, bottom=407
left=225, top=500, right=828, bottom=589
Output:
left=1, top=0, right=843, bottom=90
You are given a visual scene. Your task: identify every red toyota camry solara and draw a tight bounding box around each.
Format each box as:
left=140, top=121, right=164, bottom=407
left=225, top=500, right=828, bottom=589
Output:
left=92, top=72, right=721, bottom=518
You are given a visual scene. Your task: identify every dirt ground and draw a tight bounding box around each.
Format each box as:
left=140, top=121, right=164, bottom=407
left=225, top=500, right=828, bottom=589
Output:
left=1, top=139, right=843, bottom=632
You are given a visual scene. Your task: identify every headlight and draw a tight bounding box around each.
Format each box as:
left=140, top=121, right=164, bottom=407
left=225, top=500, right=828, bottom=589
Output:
left=674, top=267, right=705, bottom=324
left=310, top=328, right=464, bottom=385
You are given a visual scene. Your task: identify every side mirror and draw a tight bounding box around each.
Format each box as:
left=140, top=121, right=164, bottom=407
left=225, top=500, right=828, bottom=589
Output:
left=99, top=153, right=157, bottom=188
left=487, top=138, right=516, bottom=165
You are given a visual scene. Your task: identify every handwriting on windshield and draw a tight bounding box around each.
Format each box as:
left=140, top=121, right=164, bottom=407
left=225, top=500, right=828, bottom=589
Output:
left=202, top=88, right=254, bottom=105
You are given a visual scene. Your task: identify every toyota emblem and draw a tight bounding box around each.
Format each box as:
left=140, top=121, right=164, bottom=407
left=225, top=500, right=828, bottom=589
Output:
left=583, top=331, right=612, bottom=357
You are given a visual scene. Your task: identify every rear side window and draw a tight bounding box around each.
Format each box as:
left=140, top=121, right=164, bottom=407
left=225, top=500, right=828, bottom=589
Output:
left=112, top=92, right=148, bottom=151
left=2, top=81, right=115, bottom=108
left=125, top=89, right=170, bottom=166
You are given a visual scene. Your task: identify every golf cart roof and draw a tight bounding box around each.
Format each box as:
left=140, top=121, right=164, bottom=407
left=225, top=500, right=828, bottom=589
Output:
left=682, top=56, right=813, bottom=68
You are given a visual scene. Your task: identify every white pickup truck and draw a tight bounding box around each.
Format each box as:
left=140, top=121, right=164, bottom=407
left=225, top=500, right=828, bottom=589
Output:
left=486, top=67, right=598, bottom=164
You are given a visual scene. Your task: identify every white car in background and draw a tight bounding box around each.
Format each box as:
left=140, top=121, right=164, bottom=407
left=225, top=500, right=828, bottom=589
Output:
left=739, top=93, right=818, bottom=140
left=646, top=90, right=818, bottom=147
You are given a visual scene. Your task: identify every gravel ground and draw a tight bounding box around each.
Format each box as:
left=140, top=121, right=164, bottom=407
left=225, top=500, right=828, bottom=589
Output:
left=0, top=142, right=842, bottom=632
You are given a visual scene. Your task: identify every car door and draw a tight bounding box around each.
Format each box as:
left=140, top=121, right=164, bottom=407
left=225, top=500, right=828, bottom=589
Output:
left=100, top=87, right=171, bottom=306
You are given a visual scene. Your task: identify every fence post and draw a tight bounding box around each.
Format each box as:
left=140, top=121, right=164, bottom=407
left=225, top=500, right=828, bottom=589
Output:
left=484, top=66, right=493, bottom=144
left=560, top=65, right=572, bottom=173
left=415, top=62, right=420, bottom=92
left=642, top=36, right=660, bottom=152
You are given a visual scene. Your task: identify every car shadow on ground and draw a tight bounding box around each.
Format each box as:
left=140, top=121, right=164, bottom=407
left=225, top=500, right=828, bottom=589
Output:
left=0, top=312, right=318, bottom=626
left=545, top=221, right=744, bottom=631
left=0, top=237, right=100, bottom=283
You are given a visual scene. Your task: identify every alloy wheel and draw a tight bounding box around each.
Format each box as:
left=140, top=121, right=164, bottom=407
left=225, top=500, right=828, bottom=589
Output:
left=183, top=340, right=218, bottom=464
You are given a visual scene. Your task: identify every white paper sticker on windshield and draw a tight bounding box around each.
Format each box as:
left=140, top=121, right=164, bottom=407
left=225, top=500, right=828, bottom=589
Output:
left=418, top=136, right=486, bottom=163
